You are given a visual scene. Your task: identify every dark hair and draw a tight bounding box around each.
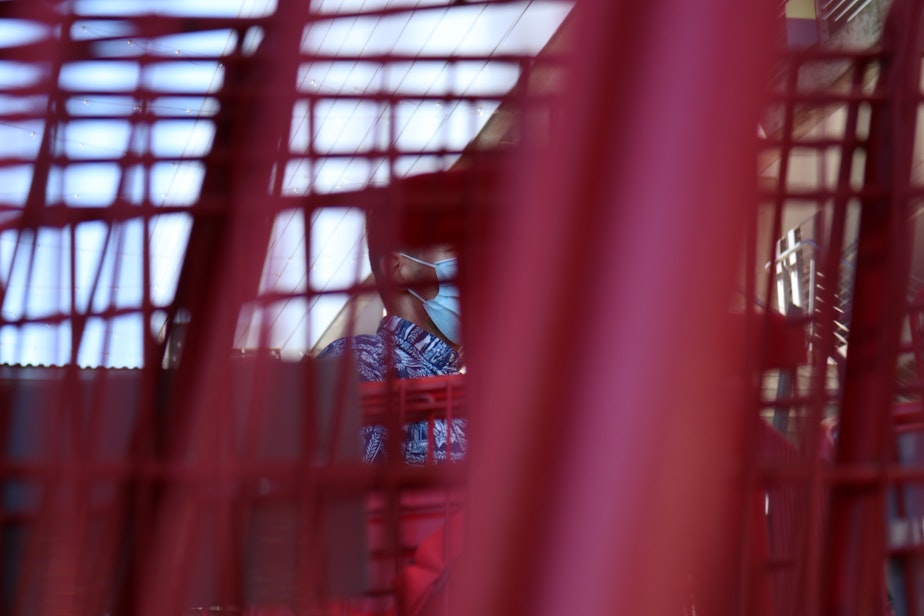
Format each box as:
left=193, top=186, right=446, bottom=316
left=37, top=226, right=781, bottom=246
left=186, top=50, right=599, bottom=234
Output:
left=362, top=163, right=497, bottom=308
left=364, top=204, right=402, bottom=312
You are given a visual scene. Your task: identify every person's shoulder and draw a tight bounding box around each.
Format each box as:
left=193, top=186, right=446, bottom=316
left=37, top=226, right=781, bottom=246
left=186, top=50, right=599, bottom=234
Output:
left=317, top=333, right=384, bottom=360
left=316, top=332, right=390, bottom=382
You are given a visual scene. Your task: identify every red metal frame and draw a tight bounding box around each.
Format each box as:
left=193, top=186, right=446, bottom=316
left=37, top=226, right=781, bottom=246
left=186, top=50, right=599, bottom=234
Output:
left=3, top=0, right=924, bottom=614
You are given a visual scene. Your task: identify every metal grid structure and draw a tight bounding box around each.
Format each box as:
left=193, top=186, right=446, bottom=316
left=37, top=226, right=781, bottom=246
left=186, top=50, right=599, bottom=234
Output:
left=3, top=0, right=924, bottom=615
left=748, top=0, right=924, bottom=612
left=450, top=0, right=924, bottom=615
left=0, top=1, right=565, bottom=614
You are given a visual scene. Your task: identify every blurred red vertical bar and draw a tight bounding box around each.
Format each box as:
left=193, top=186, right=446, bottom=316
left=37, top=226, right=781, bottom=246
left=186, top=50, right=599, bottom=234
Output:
left=135, top=2, right=309, bottom=613
left=461, top=0, right=777, bottom=615
left=909, top=290, right=924, bottom=380
left=15, top=3, right=95, bottom=613
left=796, top=50, right=871, bottom=616
left=821, top=0, right=924, bottom=613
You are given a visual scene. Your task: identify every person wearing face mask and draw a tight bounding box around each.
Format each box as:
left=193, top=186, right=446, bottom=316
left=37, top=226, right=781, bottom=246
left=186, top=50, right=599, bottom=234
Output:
left=395, top=252, right=461, bottom=347
left=317, top=210, right=466, bottom=466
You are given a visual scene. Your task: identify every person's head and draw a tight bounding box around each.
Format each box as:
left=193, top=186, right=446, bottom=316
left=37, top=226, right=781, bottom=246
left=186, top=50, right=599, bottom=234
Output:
left=365, top=207, right=461, bottom=347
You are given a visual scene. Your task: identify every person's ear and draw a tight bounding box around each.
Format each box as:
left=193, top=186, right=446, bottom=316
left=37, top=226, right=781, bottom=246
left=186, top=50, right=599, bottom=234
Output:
left=380, top=252, right=405, bottom=284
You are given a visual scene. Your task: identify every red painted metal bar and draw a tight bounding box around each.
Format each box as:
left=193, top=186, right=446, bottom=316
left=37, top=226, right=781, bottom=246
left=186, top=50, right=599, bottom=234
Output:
left=461, top=1, right=777, bottom=615
left=821, top=1, right=924, bottom=614
left=131, top=2, right=312, bottom=614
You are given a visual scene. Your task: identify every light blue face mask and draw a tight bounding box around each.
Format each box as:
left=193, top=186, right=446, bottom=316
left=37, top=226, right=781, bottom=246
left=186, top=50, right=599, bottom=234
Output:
left=398, top=253, right=462, bottom=345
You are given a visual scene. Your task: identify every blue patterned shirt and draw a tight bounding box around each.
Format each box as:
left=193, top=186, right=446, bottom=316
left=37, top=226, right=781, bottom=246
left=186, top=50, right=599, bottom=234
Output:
left=317, top=316, right=466, bottom=464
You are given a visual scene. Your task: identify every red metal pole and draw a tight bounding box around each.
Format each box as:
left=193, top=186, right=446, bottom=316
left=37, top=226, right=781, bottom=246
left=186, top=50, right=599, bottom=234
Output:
left=461, top=0, right=777, bottom=614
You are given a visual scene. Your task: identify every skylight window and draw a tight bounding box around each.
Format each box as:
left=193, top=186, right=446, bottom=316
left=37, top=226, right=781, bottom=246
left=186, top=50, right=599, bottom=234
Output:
left=0, top=0, right=572, bottom=367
